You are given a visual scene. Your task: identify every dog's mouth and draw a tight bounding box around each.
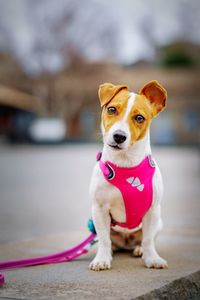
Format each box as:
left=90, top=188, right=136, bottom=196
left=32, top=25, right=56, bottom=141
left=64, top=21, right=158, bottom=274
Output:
left=108, top=143, right=122, bottom=150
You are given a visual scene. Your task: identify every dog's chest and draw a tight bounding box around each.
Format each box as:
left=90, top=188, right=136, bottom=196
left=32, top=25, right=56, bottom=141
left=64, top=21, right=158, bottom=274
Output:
left=90, top=164, right=126, bottom=223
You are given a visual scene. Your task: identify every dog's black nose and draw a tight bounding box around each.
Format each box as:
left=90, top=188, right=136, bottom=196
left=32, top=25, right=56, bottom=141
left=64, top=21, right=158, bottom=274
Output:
left=113, top=130, right=127, bottom=144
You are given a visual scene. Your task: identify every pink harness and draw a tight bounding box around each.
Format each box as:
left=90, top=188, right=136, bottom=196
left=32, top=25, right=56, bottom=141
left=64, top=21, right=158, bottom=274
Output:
left=97, top=152, right=156, bottom=230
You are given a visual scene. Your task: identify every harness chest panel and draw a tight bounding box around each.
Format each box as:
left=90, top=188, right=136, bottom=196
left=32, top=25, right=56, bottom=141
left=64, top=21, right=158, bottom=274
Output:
left=98, top=153, right=156, bottom=230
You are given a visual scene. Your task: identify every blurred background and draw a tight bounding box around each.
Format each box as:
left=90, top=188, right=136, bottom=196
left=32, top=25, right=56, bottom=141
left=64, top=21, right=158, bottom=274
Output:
left=0, top=0, right=199, bottom=244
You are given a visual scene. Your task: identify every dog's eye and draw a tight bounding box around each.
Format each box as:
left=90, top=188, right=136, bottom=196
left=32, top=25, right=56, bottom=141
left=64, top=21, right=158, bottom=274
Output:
left=107, top=107, right=117, bottom=115
left=134, top=114, right=145, bottom=123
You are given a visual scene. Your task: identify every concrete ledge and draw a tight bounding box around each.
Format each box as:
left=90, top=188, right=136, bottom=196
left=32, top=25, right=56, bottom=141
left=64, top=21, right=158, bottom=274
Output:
left=0, top=230, right=200, bottom=300
left=135, top=270, right=200, bottom=300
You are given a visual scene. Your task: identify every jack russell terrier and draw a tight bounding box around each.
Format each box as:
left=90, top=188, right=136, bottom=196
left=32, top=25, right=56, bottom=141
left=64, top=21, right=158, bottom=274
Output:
left=89, top=80, right=168, bottom=271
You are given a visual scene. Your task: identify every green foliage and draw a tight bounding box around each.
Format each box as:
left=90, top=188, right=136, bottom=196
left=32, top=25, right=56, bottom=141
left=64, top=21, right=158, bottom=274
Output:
left=161, top=51, right=194, bottom=68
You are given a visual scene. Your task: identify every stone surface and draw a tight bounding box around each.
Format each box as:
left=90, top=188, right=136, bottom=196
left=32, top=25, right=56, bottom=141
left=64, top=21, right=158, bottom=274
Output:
left=0, top=229, right=200, bottom=299
left=135, top=270, right=200, bottom=300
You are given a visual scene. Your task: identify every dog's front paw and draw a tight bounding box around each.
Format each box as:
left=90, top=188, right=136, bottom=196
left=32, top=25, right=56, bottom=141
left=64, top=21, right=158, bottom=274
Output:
left=143, top=255, right=168, bottom=269
left=89, top=255, right=112, bottom=271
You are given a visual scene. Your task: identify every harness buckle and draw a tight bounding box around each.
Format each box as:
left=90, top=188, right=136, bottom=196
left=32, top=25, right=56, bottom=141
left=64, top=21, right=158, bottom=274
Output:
left=105, top=163, right=115, bottom=180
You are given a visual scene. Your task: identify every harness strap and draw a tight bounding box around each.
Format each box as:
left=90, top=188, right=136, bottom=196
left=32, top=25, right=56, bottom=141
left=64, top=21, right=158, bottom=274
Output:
left=97, top=151, right=115, bottom=179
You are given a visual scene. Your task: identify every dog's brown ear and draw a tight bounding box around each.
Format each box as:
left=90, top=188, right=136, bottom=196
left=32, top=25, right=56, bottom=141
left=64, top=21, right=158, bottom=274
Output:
left=139, top=80, right=167, bottom=116
left=98, top=83, right=128, bottom=107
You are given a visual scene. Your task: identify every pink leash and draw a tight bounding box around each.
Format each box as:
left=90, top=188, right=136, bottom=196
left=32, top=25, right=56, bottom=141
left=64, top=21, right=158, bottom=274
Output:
left=0, top=220, right=97, bottom=287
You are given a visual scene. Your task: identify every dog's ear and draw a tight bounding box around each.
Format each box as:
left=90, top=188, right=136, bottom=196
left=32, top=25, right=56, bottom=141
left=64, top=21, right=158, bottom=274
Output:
left=98, top=83, right=128, bottom=107
left=139, top=80, right=167, bottom=116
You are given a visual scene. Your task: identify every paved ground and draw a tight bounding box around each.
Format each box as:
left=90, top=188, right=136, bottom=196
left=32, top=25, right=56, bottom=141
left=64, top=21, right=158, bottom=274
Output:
left=0, top=144, right=200, bottom=299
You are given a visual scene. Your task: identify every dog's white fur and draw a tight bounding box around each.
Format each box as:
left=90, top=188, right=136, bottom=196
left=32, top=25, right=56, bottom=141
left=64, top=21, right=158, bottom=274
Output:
left=89, top=92, right=168, bottom=270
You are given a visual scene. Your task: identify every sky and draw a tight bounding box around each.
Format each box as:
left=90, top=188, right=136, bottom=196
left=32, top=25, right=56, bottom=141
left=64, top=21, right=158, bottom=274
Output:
left=0, top=0, right=199, bottom=75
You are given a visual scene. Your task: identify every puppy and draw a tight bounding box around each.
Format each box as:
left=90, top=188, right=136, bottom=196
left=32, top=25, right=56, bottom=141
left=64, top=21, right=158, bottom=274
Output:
left=89, top=81, right=168, bottom=271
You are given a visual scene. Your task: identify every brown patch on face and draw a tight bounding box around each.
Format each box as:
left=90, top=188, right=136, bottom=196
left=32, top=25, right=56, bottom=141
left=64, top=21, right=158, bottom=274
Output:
left=101, top=89, right=130, bottom=133
left=127, top=94, right=153, bottom=145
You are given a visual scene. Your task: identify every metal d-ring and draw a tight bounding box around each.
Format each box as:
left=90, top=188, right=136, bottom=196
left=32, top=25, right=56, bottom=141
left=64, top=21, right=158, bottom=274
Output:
left=148, top=155, right=156, bottom=168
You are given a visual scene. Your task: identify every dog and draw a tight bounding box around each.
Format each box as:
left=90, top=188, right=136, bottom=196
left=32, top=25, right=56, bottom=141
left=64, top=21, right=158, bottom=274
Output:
left=89, top=80, right=168, bottom=271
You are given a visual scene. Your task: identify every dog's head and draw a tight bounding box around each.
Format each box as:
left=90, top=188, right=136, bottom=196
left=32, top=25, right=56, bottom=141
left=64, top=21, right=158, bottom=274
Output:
left=99, top=80, right=167, bottom=150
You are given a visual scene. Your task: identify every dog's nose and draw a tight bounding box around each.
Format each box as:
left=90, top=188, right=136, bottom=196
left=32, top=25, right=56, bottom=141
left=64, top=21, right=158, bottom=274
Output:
left=113, top=130, right=127, bottom=144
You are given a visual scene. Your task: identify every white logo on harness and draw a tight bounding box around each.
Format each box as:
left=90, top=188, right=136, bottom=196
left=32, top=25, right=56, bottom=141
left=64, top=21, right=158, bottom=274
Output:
left=126, top=177, right=144, bottom=192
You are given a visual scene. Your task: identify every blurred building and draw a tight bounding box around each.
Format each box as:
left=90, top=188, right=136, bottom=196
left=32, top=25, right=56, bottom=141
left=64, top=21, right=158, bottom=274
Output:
left=0, top=51, right=199, bottom=145
left=0, top=0, right=199, bottom=145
